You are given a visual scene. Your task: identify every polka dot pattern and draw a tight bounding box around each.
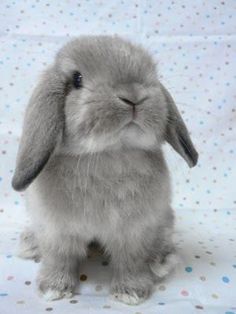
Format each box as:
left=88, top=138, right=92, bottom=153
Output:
left=0, top=1, right=235, bottom=313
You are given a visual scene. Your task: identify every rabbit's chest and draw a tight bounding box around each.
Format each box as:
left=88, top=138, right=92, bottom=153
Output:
left=66, top=151, right=169, bottom=241
left=31, top=151, right=169, bottom=240
left=74, top=151, right=155, bottom=198
left=72, top=151, right=166, bottom=220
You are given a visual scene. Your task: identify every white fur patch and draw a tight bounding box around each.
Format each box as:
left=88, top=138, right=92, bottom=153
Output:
left=17, top=229, right=41, bottom=261
left=81, top=133, right=115, bottom=153
left=111, top=292, right=144, bottom=305
left=43, top=289, right=73, bottom=301
left=60, top=57, right=77, bottom=75
left=80, top=123, right=157, bottom=154
left=150, top=253, right=180, bottom=278
left=121, top=123, right=157, bottom=149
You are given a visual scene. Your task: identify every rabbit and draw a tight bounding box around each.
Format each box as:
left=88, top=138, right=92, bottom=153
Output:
left=12, top=35, right=198, bottom=305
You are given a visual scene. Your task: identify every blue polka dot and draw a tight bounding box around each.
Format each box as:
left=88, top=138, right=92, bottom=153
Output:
left=222, top=276, right=230, bottom=283
left=185, top=267, right=193, bottom=273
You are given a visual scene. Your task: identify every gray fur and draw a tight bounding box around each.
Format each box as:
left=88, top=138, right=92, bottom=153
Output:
left=17, top=228, right=41, bottom=262
left=13, top=35, right=198, bottom=304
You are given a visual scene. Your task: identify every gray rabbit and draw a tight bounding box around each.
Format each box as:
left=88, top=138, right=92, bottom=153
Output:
left=12, top=35, right=198, bottom=305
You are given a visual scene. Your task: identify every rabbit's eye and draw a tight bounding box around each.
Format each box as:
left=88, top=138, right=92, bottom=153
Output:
left=73, top=72, right=83, bottom=88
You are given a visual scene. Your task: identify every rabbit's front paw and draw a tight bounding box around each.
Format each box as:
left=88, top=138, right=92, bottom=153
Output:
left=37, top=267, right=77, bottom=301
left=111, top=279, right=152, bottom=305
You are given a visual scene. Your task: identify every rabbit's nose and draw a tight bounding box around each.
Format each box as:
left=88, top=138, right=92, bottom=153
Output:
left=119, top=97, right=137, bottom=107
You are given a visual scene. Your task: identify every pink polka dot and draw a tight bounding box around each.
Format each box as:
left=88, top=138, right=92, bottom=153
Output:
left=7, top=276, right=14, bottom=280
left=181, top=290, right=189, bottom=296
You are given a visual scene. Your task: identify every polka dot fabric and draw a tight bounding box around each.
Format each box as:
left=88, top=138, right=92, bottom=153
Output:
left=0, top=1, right=235, bottom=313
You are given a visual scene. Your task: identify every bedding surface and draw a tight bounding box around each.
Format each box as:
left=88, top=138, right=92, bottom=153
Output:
left=0, top=1, right=235, bottom=313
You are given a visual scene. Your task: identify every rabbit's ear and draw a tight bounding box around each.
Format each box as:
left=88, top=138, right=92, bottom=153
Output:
left=160, top=83, right=198, bottom=167
left=12, top=67, right=65, bottom=191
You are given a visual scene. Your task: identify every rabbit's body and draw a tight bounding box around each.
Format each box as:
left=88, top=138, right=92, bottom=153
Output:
left=23, top=150, right=175, bottom=304
left=13, top=35, right=198, bottom=304
left=23, top=149, right=175, bottom=304
left=27, top=149, right=172, bottom=252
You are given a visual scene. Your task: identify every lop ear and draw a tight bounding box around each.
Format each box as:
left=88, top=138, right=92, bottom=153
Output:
left=12, top=67, right=65, bottom=191
left=160, top=83, right=198, bottom=167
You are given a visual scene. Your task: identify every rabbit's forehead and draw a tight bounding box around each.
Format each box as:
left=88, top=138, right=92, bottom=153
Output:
left=58, top=37, right=156, bottom=84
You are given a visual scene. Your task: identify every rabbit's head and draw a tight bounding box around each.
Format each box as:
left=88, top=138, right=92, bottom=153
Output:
left=12, top=35, right=198, bottom=191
